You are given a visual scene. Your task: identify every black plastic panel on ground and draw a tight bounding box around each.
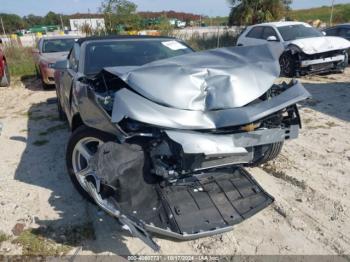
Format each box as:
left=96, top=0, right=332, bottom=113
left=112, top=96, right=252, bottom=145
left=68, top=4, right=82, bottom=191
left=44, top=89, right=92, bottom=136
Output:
left=157, top=167, right=274, bottom=235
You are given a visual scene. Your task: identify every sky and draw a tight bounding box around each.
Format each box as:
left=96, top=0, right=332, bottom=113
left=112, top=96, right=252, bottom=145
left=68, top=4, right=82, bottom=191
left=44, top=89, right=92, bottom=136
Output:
left=0, top=0, right=349, bottom=17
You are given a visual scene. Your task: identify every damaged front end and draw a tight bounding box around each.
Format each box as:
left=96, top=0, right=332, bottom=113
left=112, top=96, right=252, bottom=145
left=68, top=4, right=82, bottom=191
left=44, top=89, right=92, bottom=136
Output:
left=72, top=44, right=310, bottom=250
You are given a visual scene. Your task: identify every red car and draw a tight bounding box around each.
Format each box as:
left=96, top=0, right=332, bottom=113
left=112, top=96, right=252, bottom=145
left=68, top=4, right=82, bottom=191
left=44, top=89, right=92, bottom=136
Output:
left=0, top=39, right=10, bottom=87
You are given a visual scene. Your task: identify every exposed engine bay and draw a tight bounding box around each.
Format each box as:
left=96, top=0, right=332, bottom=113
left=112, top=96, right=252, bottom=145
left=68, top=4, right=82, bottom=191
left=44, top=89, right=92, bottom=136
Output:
left=72, top=44, right=311, bottom=250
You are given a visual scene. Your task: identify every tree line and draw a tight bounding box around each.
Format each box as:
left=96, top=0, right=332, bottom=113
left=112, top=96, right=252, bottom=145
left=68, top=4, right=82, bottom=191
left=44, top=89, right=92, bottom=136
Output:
left=0, top=0, right=295, bottom=34
left=228, top=0, right=293, bottom=25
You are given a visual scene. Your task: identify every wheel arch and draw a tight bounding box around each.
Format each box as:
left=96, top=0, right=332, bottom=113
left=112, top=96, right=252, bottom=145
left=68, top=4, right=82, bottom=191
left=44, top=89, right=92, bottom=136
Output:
left=71, top=113, right=84, bottom=132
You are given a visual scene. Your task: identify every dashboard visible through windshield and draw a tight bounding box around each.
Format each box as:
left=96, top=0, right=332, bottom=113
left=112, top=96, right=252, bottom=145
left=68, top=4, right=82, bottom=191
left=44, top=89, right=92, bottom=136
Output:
left=84, top=39, right=193, bottom=75
left=42, top=38, right=76, bottom=53
left=278, top=24, right=323, bottom=41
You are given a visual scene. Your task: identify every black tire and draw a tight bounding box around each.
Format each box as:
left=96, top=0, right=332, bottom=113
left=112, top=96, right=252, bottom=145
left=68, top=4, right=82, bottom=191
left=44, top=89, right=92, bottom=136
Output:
left=66, top=125, right=116, bottom=202
left=249, top=142, right=284, bottom=167
left=279, top=52, right=296, bottom=77
left=41, top=78, right=51, bottom=90
left=0, top=63, right=10, bottom=87
left=35, top=65, right=41, bottom=79
left=39, top=69, right=52, bottom=90
left=56, top=90, right=66, bottom=121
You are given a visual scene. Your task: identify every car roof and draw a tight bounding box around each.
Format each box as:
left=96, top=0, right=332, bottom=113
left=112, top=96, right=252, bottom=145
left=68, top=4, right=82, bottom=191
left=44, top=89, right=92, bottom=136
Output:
left=334, top=23, right=350, bottom=27
left=252, top=21, right=307, bottom=28
left=40, top=35, right=80, bottom=40
left=77, top=35, right=177, bottom=45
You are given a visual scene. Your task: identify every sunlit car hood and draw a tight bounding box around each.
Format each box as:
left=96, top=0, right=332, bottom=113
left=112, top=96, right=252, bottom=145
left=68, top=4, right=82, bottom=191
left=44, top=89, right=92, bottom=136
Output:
left=105, top=44, right=283, bottom=111
left=287, top=36, right=350, bottom=55
left=40, top=52, right=69, bottom=63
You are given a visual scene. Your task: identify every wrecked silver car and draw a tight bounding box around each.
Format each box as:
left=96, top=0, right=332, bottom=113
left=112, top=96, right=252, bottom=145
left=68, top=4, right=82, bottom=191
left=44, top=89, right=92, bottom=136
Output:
left=54, top=36, right=310, bottom=250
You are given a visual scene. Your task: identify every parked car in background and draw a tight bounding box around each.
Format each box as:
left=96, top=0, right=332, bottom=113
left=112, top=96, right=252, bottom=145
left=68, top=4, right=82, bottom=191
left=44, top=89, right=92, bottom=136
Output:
left=53, top=35, right=310, bottom=250
left=323, top=23, right=350, bottom=62
left=237, top=21, right=350, bottom=77
left=33, top=35, right=79, bottom=89
left=324, top=23, right=350, bottom=41
left=0, top=39, right=10, bottom=87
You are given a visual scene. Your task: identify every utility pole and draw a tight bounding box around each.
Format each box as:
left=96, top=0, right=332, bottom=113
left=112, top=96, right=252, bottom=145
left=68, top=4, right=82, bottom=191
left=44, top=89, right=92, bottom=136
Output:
left=60, top=14, right=64, bottom=31
left=0, top=17, right=6, bottom=36
left=330, top=0, right=335, bottom=26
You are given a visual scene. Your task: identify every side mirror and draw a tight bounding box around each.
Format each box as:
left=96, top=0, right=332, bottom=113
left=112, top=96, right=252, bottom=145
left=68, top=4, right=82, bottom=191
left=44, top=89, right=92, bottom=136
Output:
left=52, top=60, right=69, bottom=70
left=267, top=35, right=278, bottom=42
left=322, top=31, right=327, bottom=36
left=32, top=48, right=40, bottom=54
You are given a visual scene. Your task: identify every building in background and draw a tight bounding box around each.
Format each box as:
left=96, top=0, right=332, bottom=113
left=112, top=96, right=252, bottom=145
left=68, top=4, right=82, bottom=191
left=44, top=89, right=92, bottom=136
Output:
left=69, top=18, right=105, bottom=32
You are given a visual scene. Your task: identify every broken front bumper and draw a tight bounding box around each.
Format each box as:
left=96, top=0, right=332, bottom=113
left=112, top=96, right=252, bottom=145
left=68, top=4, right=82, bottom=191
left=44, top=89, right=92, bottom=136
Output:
left=84, top=166, right=274, bottom=250
left=300, top=54, right=345, bottom=67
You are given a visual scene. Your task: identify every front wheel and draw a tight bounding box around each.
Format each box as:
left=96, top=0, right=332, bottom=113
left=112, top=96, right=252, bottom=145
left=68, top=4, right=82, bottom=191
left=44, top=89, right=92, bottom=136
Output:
left=0, top=63, right=10, bottom=87
left=248, top=142, right=284, bottom=167
left=66, top=125, right=116, bottom=202
left=280, top=52, right=296, bottom=77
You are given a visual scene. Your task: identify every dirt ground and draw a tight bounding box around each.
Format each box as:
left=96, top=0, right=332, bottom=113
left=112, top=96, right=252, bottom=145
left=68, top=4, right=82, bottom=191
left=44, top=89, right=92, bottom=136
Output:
left=0, top=69, right=349, bottom=256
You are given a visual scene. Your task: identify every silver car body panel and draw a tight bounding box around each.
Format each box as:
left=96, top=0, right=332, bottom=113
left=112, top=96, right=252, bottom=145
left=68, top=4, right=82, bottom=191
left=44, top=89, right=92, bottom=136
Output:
left=105, top=44, right=283, bottom=111
left=165, top=125, right=298, bottom=155
left=111, top=80, right=310, bottom=130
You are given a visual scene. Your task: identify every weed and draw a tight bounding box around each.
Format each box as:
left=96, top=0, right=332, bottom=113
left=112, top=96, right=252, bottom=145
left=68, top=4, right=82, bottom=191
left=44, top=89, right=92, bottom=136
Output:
left=13, top=223, right=95, bottom=256
left=13, top=229, right=71, bottom=256
left=325, top=121, right=338, bottom=128
left=46, top=124, right=67, bottom=134
left=4, top=46, right=36, bottom=77
left=33, top=139, right=49, bottom=146
left=0, top=232, right=9, bottom=243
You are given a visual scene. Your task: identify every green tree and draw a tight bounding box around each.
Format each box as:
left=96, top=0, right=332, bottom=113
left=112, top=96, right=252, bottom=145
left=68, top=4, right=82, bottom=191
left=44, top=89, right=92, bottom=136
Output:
left=228, top=0, right=286, bottom=25
left=23, top=14, right=44, bottom=27
left=100, top=0, right=140, bottom=32
left=44, top=11, right=61, bottom=25
left=0, top=13, right=27, bottom=33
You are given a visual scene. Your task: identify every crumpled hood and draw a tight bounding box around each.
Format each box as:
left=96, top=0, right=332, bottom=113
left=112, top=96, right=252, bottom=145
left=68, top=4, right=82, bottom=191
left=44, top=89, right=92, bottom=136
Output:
left=39, top=52, right=69, bottom=63
left=105, top=44, right=283, bottom=111
left=288, top=36, right=350, bottom=55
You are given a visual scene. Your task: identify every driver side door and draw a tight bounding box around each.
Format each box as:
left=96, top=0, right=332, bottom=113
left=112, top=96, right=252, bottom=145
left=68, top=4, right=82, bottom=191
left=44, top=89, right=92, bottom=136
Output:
left=61, top=44, right=79, bottom=120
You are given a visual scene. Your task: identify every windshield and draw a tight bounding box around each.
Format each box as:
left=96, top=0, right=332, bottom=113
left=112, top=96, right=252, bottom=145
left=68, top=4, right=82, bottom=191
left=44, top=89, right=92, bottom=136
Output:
left=85, top=39, right=193, bottom=75
left=42, top=38, right=76, bottom=53
left=278, top=24, right=323, bottom=41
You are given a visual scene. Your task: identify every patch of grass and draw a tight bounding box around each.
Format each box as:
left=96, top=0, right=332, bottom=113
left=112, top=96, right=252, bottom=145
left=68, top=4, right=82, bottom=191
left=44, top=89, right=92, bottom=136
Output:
left=13, top=223, right=95, bottom=256
left=38, top=123, right=67, bottom=137
left=3, top=46, right=36, bottom=77
left=30, top=115, right=47, bottom=121
left=303, top=118, right=313, bottom=125
left=0, top=232, right=10, bottom=243
left=290, top=3, right=350, bottom=24
left=32, top=139, right=49, bottom=146
left=13, top=229, right=71, bottom=256
left=46, top=123, right=67, bottom=133
left=325, top=121, right=338, bottom=128
left=61, top=222, right=96, bottom=245
left=308, top=125, right=328, bottom=130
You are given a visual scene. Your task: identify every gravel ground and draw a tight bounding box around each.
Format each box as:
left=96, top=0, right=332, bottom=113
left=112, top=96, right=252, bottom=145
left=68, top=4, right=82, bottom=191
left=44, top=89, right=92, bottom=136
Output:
left=0, top=69, right=349, bottom=256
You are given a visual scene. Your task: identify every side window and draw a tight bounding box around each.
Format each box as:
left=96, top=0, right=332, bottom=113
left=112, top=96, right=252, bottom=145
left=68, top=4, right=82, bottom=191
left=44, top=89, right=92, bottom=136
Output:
left=338, top=27, right=350, bottom=38
left=68, top=45, right=79, bottom=71
left=325, top=27, right=338, bottom=36
left=246, top=27, right=264, bottom=39
left=262, top=27, right=279, bottom=40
